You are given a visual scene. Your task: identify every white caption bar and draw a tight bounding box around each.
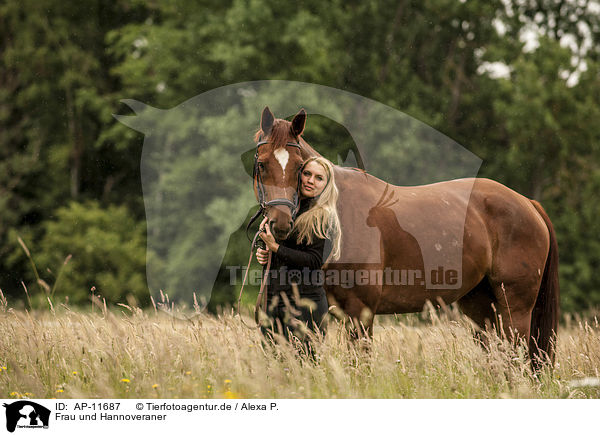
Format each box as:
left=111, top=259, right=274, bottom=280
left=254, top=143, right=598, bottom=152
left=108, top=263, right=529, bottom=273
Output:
left=0, top=399, right=596, bottom=434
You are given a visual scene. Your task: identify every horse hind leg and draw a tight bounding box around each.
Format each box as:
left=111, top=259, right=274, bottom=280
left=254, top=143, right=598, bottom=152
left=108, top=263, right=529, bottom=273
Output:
left=457, top=277, right=497, bottom=330
left=458, top=276, right=539, bottom=362
left=484, top=276, right=544, bottom=367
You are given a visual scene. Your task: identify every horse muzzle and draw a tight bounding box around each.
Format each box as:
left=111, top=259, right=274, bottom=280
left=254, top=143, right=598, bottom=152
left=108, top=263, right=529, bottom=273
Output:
left=268, top=211, right=294, bottom=241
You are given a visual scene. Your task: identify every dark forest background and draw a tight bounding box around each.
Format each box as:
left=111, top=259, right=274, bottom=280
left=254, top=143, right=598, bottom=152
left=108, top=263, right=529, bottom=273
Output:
left=2, top=0, right=600, bottom=312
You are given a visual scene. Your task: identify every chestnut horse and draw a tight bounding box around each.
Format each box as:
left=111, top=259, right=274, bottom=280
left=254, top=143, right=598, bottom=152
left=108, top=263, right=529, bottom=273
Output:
left=252, top=107, right=559, bottom=366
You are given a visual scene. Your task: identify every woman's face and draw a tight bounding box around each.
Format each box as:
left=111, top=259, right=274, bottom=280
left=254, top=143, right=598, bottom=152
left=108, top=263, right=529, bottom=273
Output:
left=300, top=161, right=328, bottom=198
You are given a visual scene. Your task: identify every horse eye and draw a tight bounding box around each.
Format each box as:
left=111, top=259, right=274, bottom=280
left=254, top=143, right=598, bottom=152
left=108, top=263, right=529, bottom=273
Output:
left=258, top=162, right=265, bottom=171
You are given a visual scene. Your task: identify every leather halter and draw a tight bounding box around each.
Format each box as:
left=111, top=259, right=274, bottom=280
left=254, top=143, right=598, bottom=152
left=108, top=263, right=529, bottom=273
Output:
left=246, top=140, right=302, bottom=238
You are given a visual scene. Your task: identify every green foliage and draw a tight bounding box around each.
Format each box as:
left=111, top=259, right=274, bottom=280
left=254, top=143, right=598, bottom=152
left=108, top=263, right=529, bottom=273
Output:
left=33, top=201, right=148, bottom=305
left=2, top=0, right=600, bottom=312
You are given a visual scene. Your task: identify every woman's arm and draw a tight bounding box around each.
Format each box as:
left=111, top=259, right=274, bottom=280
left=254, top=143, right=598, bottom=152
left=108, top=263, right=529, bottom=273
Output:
left=275, top=237, right=326, bottom=270
left=258, top=216, right=327, bottom=269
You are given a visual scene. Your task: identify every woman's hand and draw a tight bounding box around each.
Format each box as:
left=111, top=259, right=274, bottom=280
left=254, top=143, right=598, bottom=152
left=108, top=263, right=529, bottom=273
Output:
left=256, top=247, right=269, bottom=265
left=258, top=217, right=280, bottom=253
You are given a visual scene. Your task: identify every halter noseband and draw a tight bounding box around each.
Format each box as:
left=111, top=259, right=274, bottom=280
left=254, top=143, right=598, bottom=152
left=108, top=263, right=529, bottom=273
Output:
left=247, top=140, right=303, bottom=239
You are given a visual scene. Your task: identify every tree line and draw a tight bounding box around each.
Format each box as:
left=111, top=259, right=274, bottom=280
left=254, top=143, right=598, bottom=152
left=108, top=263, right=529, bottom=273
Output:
left=1, top=0, right=600, bottom=312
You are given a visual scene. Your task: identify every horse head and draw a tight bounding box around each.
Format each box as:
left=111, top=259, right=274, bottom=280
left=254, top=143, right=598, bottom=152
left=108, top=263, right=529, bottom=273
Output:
left=253, top=106, right=307, bottom=241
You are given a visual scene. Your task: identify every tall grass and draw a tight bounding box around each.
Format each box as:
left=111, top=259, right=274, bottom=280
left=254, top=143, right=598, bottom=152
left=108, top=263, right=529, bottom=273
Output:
left=0, top=296, right=598, bottom=399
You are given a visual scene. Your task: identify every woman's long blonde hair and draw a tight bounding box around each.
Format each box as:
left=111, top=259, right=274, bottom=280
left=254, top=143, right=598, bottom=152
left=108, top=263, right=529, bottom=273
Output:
left=293, top=156, right=341, bottom=262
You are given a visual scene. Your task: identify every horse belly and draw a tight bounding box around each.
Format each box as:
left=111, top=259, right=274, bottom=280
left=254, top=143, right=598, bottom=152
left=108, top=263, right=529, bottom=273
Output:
left=375, top=198, right=491, bottom=314
left=374, top=261, right=481, bottom=314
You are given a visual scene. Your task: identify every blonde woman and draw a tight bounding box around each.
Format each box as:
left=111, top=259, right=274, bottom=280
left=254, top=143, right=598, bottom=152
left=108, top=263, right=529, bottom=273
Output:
left=257, top=156, right=341, bottom=346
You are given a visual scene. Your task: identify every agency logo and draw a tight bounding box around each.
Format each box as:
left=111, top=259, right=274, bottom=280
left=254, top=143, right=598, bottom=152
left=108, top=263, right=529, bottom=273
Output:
left=3, top=401, right=50, bottom=432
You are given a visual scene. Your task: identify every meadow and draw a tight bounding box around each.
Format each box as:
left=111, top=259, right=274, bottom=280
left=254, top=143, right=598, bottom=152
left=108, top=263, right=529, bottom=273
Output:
left=1, top=293, right=599, bottom=399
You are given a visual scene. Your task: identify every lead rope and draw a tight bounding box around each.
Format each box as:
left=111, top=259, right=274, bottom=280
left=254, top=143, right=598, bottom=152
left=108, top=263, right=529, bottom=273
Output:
left=254, top=250, right=272, bottom=324
left=236, top=230, right=272, bottom=329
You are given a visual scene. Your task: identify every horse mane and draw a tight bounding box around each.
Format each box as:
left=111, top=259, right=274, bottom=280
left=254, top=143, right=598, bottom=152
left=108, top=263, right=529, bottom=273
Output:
left=254, top=119, right=298, bottom=152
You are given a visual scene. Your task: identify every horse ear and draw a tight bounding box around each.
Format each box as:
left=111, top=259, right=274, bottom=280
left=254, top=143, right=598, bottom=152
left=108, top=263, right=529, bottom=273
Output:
left=261, top=106, right=275, bottom=135
left=291, top=108, right=306, bottom=137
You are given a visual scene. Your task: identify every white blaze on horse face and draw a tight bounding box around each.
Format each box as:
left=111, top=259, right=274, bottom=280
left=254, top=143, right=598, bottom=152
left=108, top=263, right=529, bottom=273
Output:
left=273, top=148, right=290, bottom=177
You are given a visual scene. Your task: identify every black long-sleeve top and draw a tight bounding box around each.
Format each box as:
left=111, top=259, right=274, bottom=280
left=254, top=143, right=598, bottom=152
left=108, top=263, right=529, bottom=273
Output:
left=265, top=198, right=330, bottom=306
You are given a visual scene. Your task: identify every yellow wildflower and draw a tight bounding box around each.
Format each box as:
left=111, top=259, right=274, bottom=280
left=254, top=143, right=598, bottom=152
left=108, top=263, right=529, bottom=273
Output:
left=224, top=390, right=239, bottom=399
left=72, top=371, right=78, bottom=375
left=56, top=389, right=64, bottom=393
left=224, top=379, right=232, bottom=384
left=185, top=371, right=191, bottom=376
left=152, top=384, right=159, bottom=389
left=120, top=378, right=130, bottom=383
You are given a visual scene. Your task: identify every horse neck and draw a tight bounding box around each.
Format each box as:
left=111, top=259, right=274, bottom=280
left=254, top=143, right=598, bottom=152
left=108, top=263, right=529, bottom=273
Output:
left=299, top=137, right=322, bottom=160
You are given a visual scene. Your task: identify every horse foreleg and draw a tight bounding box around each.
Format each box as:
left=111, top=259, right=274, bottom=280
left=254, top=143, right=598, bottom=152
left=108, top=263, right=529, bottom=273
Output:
left=327, top=295, right=374, bottom=346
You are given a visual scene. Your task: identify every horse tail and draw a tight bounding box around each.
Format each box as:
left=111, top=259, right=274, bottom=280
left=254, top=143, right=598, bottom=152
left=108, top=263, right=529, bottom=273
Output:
left=529, top=200, right=560, bottom=368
